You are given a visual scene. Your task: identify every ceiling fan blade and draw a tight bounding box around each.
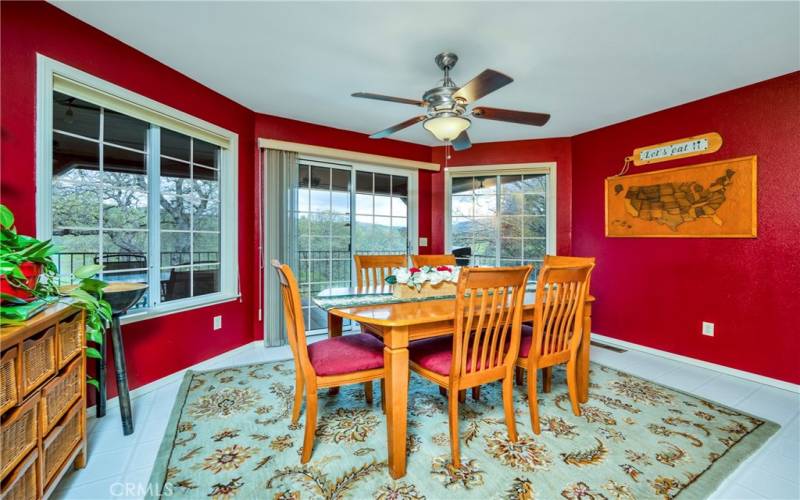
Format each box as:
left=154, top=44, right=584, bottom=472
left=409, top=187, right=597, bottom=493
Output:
left=352, top=92, right=426, bottom=107
left=452, top=69, right=513, bottom=103
left=369, top=115, right=427, bottom=139
left=452, top=130, right=471, bottom=151
left=472, top=107, right=551, bottom=126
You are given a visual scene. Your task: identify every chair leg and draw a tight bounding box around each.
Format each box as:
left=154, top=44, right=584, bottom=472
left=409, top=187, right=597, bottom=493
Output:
left=515, top=366, right=524, bottom=386
left=363, top=381, right=373, bottom=405
left=448, top=390, right=461, bottom=467
left=380, top=379, right=386, bottom=414
left=291, top=370, right=304, bottom=425
left=471, top=386, right=481, bottom=401
left=439, top=386, right=447, bottom=397
left=542, top=366, right=552, bottom=393
left=528, top=365, right=541, bottom=434
left=301, top=388, right=318, bottom=464
left=566, top=360, right=581, bottom=417
left=458, top=390, right=466, bottom=403
left=502, top=375, right=517, bottom=442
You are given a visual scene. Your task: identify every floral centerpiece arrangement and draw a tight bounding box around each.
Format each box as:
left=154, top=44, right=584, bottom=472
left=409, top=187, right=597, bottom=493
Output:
left=385, top=265, right=459, bottom=299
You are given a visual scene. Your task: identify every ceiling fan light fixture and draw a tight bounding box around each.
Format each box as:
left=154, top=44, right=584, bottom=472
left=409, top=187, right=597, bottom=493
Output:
left=423, top=115, right=471, bottom=142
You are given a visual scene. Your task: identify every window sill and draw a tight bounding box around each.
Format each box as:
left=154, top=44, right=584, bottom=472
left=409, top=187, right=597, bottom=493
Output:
left=119, top=293, right=241, bottom=326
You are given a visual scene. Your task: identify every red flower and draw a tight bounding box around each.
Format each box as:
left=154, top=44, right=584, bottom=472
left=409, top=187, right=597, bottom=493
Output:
left=436, top=266, right=452, bottom=272
left=409, top=267, right=422, bottom=274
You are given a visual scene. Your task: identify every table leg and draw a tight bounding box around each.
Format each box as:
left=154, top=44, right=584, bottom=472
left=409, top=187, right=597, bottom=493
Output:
left=95, top=328, right=107, bottom=418
left=384, top=327, right=409, bottom=479
left=110, top=315, right=134, bottom=435
left=578, top=302, right=592, bottom=403
left=327, top=312, right=343, bottom=396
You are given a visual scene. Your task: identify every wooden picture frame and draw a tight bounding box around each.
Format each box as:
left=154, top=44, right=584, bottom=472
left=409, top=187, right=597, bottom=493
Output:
left=605, top=155, right=757, bottom=238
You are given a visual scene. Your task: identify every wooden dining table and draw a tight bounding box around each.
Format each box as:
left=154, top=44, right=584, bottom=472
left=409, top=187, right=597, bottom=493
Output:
left=313, top=286, right=595, bottom=479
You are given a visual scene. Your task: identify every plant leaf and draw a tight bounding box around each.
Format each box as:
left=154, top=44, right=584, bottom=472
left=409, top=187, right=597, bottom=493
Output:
left=80, top=278, right=108, bottom=294
left=74, top=264, right=103, bottom=280
left=86, top=347, right=102, bottom=359
left=86, top=378, right=100, bottom=390
left=0, top=205, right=14, bottom=230
left=0, top=293, right=28, bottom=304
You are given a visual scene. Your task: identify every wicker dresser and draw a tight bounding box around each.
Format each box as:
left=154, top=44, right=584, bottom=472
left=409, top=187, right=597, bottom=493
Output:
left=0, top=303, right=87, bottom=499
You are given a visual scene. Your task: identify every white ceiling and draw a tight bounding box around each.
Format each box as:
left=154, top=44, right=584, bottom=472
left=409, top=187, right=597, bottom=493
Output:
left=52, top=1, right=799, bottom=146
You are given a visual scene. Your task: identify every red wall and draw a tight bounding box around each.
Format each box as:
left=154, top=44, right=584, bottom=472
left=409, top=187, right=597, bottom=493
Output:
left=427, top=138, right=573, bottom=255
left=0, top=1, right=258, bottom=398
left=571, top=72, right=800, bottom=384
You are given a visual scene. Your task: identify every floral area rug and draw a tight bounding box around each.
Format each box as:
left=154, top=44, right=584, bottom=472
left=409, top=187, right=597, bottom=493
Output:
left=147, top=360, right=777, bottom=499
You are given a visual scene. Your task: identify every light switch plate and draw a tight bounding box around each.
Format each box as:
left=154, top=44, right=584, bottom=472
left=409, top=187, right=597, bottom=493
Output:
left=213, top=315, right=222, bottom=330
left=702, top=321, right=714, bottom=336
left=419, top=237, right=428, bottom=247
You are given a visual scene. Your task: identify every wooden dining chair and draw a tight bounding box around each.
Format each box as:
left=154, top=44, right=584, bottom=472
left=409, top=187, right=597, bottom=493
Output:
left=516, top=255, right=596, bottom=391
left=516, top=260, right=595, bottom=434
left=272, top=260, right=386, bottom=463
left=410, top=254, right=456, bottom=268
left=353, top=254, right=407, bottom=288
left=408, top=266, right=532, bottom=466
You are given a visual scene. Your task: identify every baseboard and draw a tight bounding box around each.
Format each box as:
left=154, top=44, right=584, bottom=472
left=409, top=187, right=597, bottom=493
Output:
left=86, top=341, right=261, bottom=416
left=591, top=333, right=800, bottom=394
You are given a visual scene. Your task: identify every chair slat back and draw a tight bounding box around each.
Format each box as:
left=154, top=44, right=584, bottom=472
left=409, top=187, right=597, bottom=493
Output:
left=452, top=266, right=532, bottom=379
left=271, top=260, right=312, bottom=374
left=531, top=262, right=594, bottom=359
left=411, top=254, right=457, bottom=268
left=353, top=254, right=407, bottom=288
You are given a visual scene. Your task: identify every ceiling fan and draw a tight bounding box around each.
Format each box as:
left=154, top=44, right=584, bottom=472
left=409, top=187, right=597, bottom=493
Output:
left=352, top=52, right=550, bottom=151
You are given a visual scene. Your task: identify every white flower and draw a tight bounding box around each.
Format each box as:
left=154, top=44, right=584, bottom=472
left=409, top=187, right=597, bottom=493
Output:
left=394, top=268, right=411, bottom=284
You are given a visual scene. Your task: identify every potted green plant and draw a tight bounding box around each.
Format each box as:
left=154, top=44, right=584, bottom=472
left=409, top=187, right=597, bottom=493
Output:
left=0, top=204, right=111, bottom=389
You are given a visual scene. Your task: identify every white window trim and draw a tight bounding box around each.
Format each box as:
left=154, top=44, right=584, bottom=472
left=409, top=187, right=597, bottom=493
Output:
left=36, top=54, right=239, bottom=324
left=444, top=162, right=557, bottom=258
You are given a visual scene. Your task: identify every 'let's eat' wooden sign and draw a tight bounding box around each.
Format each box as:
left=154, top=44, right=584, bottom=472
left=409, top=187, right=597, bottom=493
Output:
left=632, top=132, right=722, bottom=166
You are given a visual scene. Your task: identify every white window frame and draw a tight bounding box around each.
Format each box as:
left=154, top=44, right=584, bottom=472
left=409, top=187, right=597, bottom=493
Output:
left=444, top=162, right=557, bottom=260
left=36, top=55, right=239, bottom=324
left=298, top=155, right=420, bottom=258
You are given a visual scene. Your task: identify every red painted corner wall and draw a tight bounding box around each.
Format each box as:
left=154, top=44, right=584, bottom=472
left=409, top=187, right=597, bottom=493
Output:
left=571, top=72, right=800, bottom=384
left=0, top=1, right=258, bottom=399
left=427, top=138, right=573, bottom=256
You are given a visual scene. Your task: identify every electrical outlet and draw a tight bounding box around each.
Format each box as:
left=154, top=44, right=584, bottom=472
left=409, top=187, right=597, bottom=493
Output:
left=702, top=321, right=714, bottom=337
left=213, top=315, right=222, bottom=330
left=419, top=237, right=428, bottom=247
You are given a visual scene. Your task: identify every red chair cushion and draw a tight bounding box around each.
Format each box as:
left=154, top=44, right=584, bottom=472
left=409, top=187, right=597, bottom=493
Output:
left=408, top=336, right=454, bottom=376
left=409, top=335, right=510, bottom=376
left=307, top=334, right=385, bottom=376
left=519, top=324, right=533, bottom=358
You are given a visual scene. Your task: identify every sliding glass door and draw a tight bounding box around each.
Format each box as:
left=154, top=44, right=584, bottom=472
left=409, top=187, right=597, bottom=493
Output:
left=295, top=158, right=417, bottom=332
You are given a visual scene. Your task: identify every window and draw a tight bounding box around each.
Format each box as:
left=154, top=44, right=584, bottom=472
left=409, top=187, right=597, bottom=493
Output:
left=446, top=164, right=555, bottom=278
left=38, top=57, right=237, bottom=320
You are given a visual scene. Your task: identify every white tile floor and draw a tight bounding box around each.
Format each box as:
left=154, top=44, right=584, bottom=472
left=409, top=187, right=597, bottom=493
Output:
left=54, top=340, right=800, bottom=500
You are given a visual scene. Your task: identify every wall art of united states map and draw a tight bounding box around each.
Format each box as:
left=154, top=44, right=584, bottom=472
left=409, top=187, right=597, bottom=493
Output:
left=605, top=155, right=756, bottom=238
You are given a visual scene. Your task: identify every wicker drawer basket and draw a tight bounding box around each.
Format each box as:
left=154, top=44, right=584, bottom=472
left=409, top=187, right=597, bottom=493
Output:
left=0, top=348, right=18, bottom=416
left=40, top=358, right=82, bottom=435
left=0, top=394, right=38, bottom=480
left=0, top=449, right=38, bottom=500
left=56, top=314, right=82, bottom=368
left=42, top=402, right=81, bottom=488
left=21, top=328, right=56, bottom=397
